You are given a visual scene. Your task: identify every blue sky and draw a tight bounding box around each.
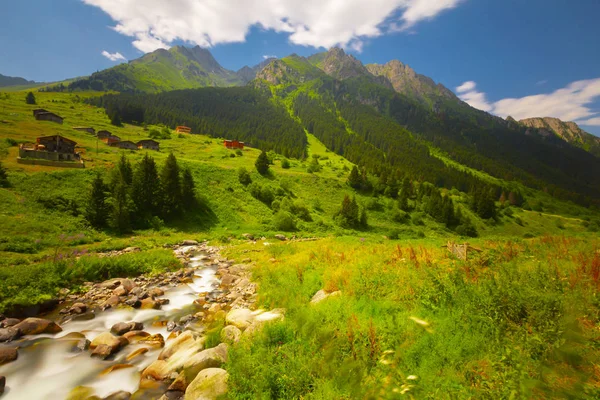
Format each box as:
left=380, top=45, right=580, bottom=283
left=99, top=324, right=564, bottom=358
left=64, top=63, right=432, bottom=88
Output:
left=1, top=0, right=599, bottom=135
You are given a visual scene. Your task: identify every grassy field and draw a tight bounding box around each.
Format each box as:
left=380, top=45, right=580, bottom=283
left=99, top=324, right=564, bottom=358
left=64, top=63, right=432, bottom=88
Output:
left=223, top=235, right=600, bottom=399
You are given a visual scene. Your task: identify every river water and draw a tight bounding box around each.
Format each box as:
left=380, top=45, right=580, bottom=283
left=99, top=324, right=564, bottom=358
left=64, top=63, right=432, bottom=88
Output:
left=0, top=253, right=218, bottom=399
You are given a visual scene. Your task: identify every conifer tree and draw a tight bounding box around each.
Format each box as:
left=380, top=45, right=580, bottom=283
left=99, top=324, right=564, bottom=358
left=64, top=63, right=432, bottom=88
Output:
left=348, top=166, right=361, bottom=189
left=25, top=91, right=36, bottom=105
left=181, top=167, right=197, bottom=211
left=255, top=151, right=270, bottom=175
left=0, top=161, right=8, bottom=187
left=85, top=173, right=109, bottom=229
left=398, top=188, right=409, bottom=211
left=160, top=153, right=182, bottom=219
left=131, top=153, right=160, bottom=224
left=109, top=172, right=132, bottom=234
left=112, top=154, right=133, bottom=188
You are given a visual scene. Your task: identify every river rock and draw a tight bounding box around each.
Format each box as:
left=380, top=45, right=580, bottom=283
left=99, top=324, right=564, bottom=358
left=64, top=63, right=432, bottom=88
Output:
left=310, top=289, right=341, bottom=304
left=126, top=347, right=149, bottom=361
left=184, top=368, right=228, bottom=400
left=1, top=318, right=20, bottom=328
left=13, top=317, right=62, bottom=335
left=225, top=308, right=255, bottom=330
left=220, top=325, right=241, bottom=345
left=241, top=233, right=254, bottom=240
left=168, top=371, right=189, bottom=393
left=103, top=391, right=131, bottom=400
left=125, top=297, right=141, bottom=308
left=0, top=327, right=21, bottom=342
left=182, top=344, right=228, bottom=379
left=219, top=274, right=237, bottom=287
left=90, top=332, right=128, bottom=358
left=148, top=288, right=165, bottom=297
left=113, top=286, right=128, bottom=297
left=103, top=295, right=121, bottom=309
left=0, top=375, right=5, bottom=395
left=141, top=360, right=177, bottom=381
left=0, top=347, right=18, bottom=364
left=111, top=322, right=144, bottom=336
left=138, top=333, right=165, bottom=348
left=274, top=234, right=287, bottom=241
left=141, top=298, right=160, bottom=310
left=182, top=240, right=199, bottom=246
left=70, top=302, right=87, bottom=314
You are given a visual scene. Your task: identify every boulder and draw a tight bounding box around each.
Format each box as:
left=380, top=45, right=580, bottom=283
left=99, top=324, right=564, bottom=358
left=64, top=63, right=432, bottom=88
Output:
left=241, top=233, right=254, bottom=240
left=0, top=327, right=22, bottom=342
left=168, top=371, right=190, bottom=392
left=274, top=234, right=287, bottom=241
left=70, top=303, right=87, bottom=314
left=73, top=338, right=91, bottom=352
left=148, top=288, right=165, bottom=297
left=158, top=331, right=200, bottom=361
left=113, top=286, right=128, bottom=297
left=111, top=322, right=144, bottom=336
left=141, top=360, right=177, bottom=381
left=141, top=298, right=161, bottom=310
left=13, top=317, right=62, bottom=335
left=138, top=333, right=165, bottom=348
left=125, top=297, right=141, bottom=308
left=126, top=347, right=148, bottom=361
left=90, top=332, right=129, bottom=358
left=184, top=368, right=228, bottom=400
left=1, top=318, right=20, bottom=328
left=182, top=240, right=199, bottom=246
left=225, top=308, right=254, bottom=330
left=220, top=325, right=241, bottom=345
left=123, top=330, right=150, bottom=341
left=0, top=347, right=18, bottom=365
left=182, top=344, right=228, bottom=379
left=310, top=289, right=341, bottom=305
left=103, top=295, right=121, bottom=309
left=219, top=274, right=237, bottom=287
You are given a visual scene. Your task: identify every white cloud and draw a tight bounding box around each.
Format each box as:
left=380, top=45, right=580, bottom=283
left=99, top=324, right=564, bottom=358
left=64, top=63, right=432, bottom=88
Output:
left=455, top=81, right=493, bottom=112
left=455, top=78, right=600, bottom=126
left=101, top=50, right=127, bottom=61
left=262, top=55, right=277, bottom=60
left=82, top=0, right=464, bottom=53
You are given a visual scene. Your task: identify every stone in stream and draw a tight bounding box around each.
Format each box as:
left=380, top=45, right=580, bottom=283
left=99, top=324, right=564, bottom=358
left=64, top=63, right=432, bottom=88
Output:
left=103, top=391, right=132, bottom=400
left=0, top=375, right=5, bottom=395
left=138, top=333, right=165, bottom=348
left=103, top=295, right=121, bottom=310
left=89, top=332, right=129, bottom=359
left=148, top=287, right=165, bottom=297
left=224, top=308, right=255, bottom=330
left=0, top=327, right=22, bottom=342
left=168, top=371, right=190, bottom=392
left=184, top=368, right=228, bottom=400
left=126, top=347, right=148, bottom=361
left=141, top=298, right=161, bottom=310
left=141, top=360, right=177, bottom=381
left=111, top=321, right=144, bottom=336
left=123, top=330, right=150, bottom=341
left=1, top=318, right=20, bottom=328
left=0, top=347, right=18, bottom=365
left=70, top=302, right=87, bottom=314
left=13, top=317, right=62, bottom=335
left=158, top=331, right=202, bottom=361
left=113, top=286, right=128, bottom=297
left=167, top=321, right=177, bottom=332
left=181, top=240, right=199, bottom=246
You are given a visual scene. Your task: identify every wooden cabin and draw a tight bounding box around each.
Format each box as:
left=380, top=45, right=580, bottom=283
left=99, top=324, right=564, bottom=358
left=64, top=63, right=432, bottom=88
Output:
left=18, top=135, right=81, bottom=163
left=137, top=139, right=160, bottom=151
left=116, top=141, right=138, bottom=150
left=224, top=139, right=245, bottom=150
left=73, top=127, right=95, bottom=134
left=102, top=135, right=121, bottom=146
left=36, top=135, right=76, bottom=153
left=176, top=126, right=192, bottom=134
left=96, top=130, right=112, bottom=139
left=34, top=111, right=64, bottom=124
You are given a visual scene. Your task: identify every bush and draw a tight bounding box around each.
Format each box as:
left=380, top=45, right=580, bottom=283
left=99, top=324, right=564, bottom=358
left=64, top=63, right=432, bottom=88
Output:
left=281, top=159, right=291, bottom=169
left=238, top=167, right=252, bottom=186
left=387, top=229, right=400, bottom=240
left=236, top=149, right=243, bottom=157
left=272, top=210, right=296, bottom=231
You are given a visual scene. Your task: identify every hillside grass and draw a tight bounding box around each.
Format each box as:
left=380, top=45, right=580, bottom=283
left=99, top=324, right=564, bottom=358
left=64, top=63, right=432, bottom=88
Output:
left=223, top=235, right=600, bottom=399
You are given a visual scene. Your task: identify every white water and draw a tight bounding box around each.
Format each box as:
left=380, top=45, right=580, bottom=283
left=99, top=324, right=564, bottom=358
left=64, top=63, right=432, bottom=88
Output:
left=0, top=254, right=219, bottom=400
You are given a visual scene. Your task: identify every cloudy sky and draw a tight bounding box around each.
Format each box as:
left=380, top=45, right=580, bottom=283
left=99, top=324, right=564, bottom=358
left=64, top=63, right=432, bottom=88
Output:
left=1, top=0, right=599, bottom=135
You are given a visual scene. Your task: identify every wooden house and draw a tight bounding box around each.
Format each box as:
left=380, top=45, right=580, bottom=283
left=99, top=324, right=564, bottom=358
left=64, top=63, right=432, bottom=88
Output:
left=224, top=139, right=245, bottom=150
left=32, top=109, right=48, bottom=117
left=116, top=141, right=138, bottom=150
left=137, top=139, right=160, bottom=151
left=102, top=135, right=121, bottom=146
left=96, top=130, right=112, bottom=139
left=176, top=126, right=192, bottom=134
left=34, top=111, right=64, bottom=124
left=73, top=126, right=95, bottom=134
left=18, top=135, right=81, bottom=163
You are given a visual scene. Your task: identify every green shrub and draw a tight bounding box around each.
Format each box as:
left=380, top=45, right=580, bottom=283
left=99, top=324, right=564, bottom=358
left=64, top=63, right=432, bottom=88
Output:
left=272, top=210, right=296, bottom=231
left=238, top=167, right=252, bottom=186
left=281, top=158, right=291, bottom=169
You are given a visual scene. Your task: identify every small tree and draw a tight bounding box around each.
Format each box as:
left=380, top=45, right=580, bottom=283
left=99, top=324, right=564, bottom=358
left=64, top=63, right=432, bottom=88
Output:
left=25, top=91, right=36, bottom=105
left=131, top=153, right=160, bottom=224
left=181, top=167, right=197, bottom=211
left=110, top=113, right=123, bottom=127
left=0, top=162, right=8, bottom=187
left=109, top=173, right=132, bottom=234
left=238, top=167, right=252, bottom=185
left=160, top=153, right=182, bottom=219
left=347, top=166, right=361, bottom=189
left=255, top=151, right=270, bottom=175
left=85, top=173, right=109, bottom=229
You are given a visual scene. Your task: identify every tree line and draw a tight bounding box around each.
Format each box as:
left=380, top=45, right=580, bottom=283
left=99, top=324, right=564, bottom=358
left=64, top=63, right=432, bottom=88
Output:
left=85, top=153, right=201, bottom=233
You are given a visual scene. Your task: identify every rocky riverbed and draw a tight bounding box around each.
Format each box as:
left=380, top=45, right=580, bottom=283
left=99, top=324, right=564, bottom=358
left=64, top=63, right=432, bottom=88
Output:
left=0, top=241, right=284, bottom=400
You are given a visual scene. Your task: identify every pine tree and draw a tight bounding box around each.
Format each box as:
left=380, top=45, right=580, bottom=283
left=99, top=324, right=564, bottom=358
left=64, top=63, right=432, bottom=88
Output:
left=109, top=173, right=132, bottom=234
left=112, top=154, right=133, bottom=188
left=131, top=153, right=160, bottom=224
left=110, top=113, right=123, bottom=127
left=160, top=153, right=182, bottom=219
left=255, top=151, right=270, bottom=175
left=398, top=188, right=409, bottom=211
left=25, top=92, right=36, bottom=105
left=0, top=162, right=8, bottom=187
left=347, top=166, right=361, bottom=189
left=181, top=167, right=197, bottom=211
left=85, top=173, right=109, bottom=229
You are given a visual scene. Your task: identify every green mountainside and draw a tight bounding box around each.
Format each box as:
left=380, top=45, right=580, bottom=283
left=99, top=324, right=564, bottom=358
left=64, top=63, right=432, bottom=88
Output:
left=0, top=73, right=36, bottom=88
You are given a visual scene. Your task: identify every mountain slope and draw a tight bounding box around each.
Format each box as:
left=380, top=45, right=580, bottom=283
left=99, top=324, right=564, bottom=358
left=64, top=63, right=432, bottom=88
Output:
left=518, top=117, right=600, bottom=157
left=237, top=57, right=277, bottom=84
left=61, top=46, right=244, bottom=93
left=0, top=73, right=35, bottom=88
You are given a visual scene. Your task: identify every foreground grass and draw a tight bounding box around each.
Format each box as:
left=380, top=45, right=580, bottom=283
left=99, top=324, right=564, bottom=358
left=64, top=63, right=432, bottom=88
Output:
left=224, top=236, right=600, bottom=399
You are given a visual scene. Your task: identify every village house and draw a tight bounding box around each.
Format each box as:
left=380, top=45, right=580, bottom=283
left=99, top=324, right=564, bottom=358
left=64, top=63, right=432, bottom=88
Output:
left=32, top=109, right=48, bottom=117
left=96, top=130, right=112, bottom=139
left=176, top=126, right=192, bottom=134
left=224, top=139, right=244, bottom=150
left=137, top=139, right=160, bottom=151
left=102, top=135, right=121, bottom=146
left=73, top=126, right=95, bottom=134
left=34, top=110, right=64, bottom=124
left=115, top=140, right=138, bottom=150
left=18, top=135, right=83, bottom=167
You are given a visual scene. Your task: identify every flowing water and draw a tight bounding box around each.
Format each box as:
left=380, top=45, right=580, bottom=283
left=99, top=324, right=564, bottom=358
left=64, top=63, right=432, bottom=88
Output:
left=0, top=253, right=219, bottom=400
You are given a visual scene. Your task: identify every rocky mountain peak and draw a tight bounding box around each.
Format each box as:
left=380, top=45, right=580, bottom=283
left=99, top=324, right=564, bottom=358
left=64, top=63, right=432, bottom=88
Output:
left=519, top=117, right=600, bottom=157
left=318, top=47, right=370, bottom=80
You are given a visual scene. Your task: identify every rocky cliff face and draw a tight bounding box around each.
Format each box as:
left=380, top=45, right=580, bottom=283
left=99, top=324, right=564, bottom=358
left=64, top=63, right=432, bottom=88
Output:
left=366, top=60, right=456, bottom=104
left=519, top=117, right=600, bottom=157
left=313, top=48, right=370, bottom=80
